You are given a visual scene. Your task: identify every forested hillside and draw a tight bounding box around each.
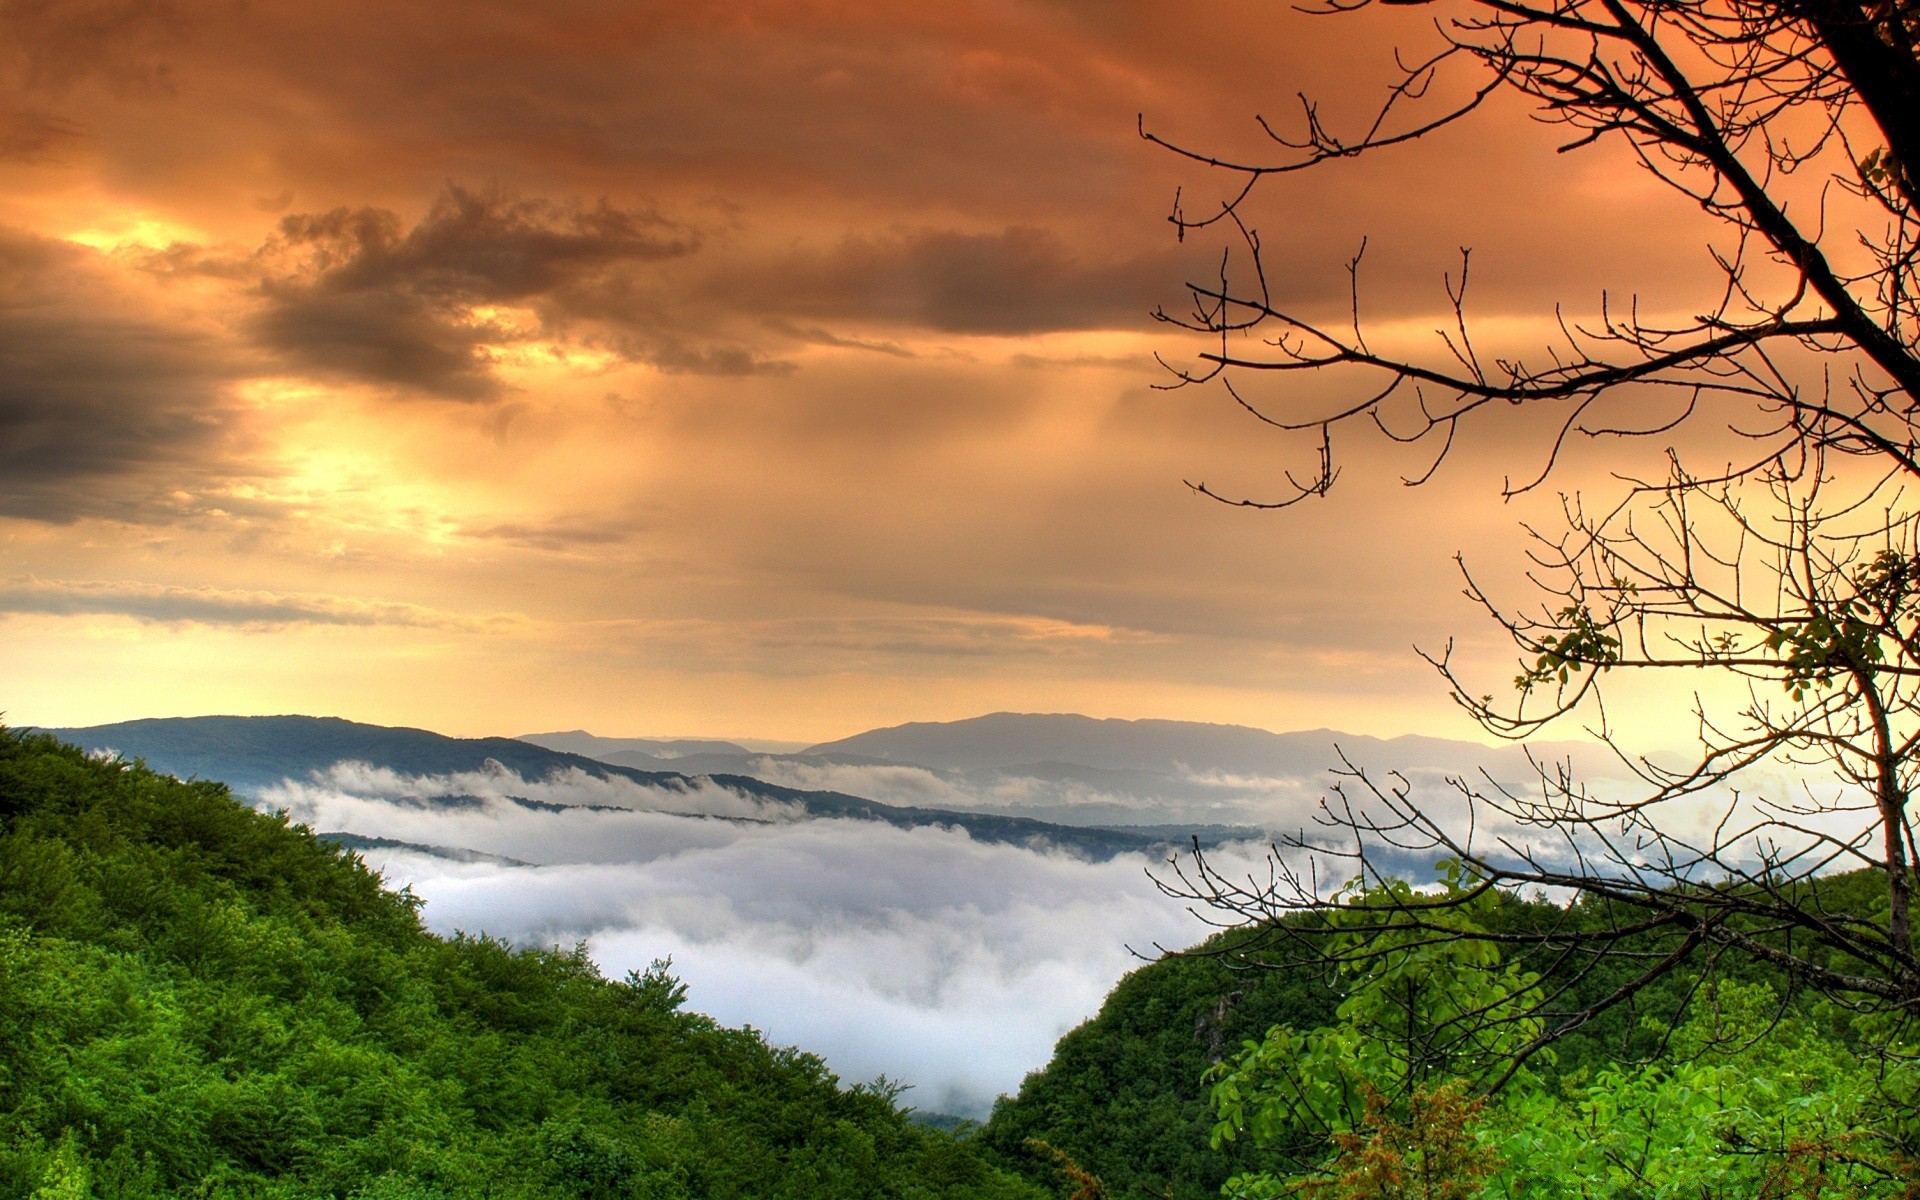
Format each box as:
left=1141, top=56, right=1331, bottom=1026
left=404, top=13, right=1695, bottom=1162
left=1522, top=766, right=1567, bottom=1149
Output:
left=10, top=719, right=1911, bottom=1200
left=978, top=931, right=1339, bottom=1200
left=0, top=727, right=1044, bottom=1200
left=45, top=715, right=1241, bottom=860
left=983, top=876, right=1917, bottom=1199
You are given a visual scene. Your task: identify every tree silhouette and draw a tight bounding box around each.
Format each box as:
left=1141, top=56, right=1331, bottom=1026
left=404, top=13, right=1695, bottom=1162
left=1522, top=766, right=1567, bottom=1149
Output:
left=1150, top=0, right=1920, bottom=1063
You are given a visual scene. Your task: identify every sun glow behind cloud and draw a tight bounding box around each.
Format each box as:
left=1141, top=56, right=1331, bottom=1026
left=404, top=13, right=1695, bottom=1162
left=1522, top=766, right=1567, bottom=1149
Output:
left=0, top=0, right=1746, bottom=750
left=63, top=215, right=210, bottom=254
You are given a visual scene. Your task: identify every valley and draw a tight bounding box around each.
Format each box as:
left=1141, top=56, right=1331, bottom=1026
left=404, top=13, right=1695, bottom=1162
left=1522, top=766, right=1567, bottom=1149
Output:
left=36, top=710, right=1586, bottom=1118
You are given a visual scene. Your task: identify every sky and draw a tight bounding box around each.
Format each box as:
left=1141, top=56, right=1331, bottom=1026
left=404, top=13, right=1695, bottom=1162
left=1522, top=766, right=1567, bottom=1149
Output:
left=0, top=0, right=1732, bottom=744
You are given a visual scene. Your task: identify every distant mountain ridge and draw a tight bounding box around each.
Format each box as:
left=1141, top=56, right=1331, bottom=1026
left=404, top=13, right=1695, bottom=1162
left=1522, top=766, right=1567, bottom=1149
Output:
left=520, top=730, right=756, bottom=760
left=39, top=711, right=1602, bottom=860
left=803, top=711, right=1572, bottom=777
left=40, top=715, right=1249, bottom=860
left=45, top=715, right=612, bottom=795
left=513, top=713, right=1604, bottom=832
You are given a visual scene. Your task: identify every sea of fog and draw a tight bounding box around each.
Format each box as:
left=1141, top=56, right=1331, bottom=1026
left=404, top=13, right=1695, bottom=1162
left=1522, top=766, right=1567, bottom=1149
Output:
left=263, top=763, right=1274, bottom=1117
left=258, top=754, right=1827, bottom=1117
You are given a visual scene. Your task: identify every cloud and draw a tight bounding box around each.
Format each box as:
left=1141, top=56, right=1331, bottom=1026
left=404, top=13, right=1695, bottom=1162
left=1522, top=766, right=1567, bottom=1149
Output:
left=392, top=835, right=1205, bottom=1117
left=0, top=100, right=80, bottom=160
left=761, top=319, right=917, bottom=358
left=260, top=762, right=1262, bottom=1115
left=735, top=759, right=972, bottom=810
left=239, top=186, right=698, bottom=398
left=621, top=335, right=795, bottom=378
left=710, top=753, right=1452, bottom=829
left=588, top=612, right=1153, bottom=675
left=0, top=577, right=501, bottom=629
left=273, top=759, right=804, bottom=825
left=0, top=0, right=1762, bottom=752
left=0, top=227, right=246, bottom=522
left=454, top=515, right=638, bottom=552
left=0, top=0, right=199, bottom=98
left=712, top=226, right=1187, bottom=335
left=295, top=755, right=1875, bottom=1118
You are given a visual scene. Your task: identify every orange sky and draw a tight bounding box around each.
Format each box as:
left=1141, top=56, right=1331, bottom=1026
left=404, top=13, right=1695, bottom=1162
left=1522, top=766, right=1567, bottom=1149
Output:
left=0, top=0, right=1734, bottom=742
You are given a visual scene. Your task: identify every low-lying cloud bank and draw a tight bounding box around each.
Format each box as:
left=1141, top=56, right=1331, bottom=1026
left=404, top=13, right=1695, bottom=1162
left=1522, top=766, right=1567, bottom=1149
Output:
left=274, top=759, right=805, bottom=826
left=262, top=766, right=1264, bottom=1116
left=697, top=752, right=1475, bottom=829
left=257, top=752, right=1864, bottom=1115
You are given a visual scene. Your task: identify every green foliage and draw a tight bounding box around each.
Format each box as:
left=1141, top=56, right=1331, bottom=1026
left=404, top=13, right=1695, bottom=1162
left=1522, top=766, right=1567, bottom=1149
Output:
left=1515, top=605, right=1620, bottom=692
left=1243, top=1082, right=1499, bottom=1200
left=979, top=925, right=1339, bottom=1200
left=979, top=868, right=1700, bottom=1198
left=1206, top=867, right=1548, bottom=1161
left=0, top=727, right=1043, bottom=1200
left=1201, top=874, right=1918, bottom=1200
left=1758, top=549, right=1920, bottom=700
left=982, top=854, right=1916, bottom=1200
left=1483, top=984, right=1917, bottom=1199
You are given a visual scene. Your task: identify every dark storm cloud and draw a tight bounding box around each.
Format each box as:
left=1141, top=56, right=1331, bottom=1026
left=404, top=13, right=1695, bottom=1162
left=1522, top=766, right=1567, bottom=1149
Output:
left=248, top=186, right=697, bottom=398
left=0, top=227, right=238, bottom=522
left=250, top=286, right=505, bottom=400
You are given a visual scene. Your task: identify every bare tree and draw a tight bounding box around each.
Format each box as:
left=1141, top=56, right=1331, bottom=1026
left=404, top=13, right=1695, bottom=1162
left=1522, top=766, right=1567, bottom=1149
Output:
left=1149, top=0, right=1920, bottom=1066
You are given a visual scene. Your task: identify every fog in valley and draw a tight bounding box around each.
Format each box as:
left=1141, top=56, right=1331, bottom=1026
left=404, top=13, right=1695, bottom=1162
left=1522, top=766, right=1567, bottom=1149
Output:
left=145, top=713, right=1839, bottom=1120
left=263, top=765, right=1272, bottom=1117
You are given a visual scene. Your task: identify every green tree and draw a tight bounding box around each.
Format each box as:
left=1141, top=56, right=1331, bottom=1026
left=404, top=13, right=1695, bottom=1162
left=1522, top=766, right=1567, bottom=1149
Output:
left=1206, top=867, right=1547, bottom=1157
left=981, top=923, right=1341, bottom=1200
left=1152, top=0, right=1920, bottom=1064
left=1205, top=888, right=1915, bottom=1198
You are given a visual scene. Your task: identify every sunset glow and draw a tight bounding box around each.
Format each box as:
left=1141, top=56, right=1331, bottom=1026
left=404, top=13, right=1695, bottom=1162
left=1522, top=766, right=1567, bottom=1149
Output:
left=0, top=0, right=1723, bottom=743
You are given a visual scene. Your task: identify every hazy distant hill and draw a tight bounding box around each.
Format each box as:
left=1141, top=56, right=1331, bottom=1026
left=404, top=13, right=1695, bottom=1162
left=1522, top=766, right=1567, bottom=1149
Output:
left=804, top=711, right=1564, bottom=778
left=45, top=715, right=615, bottom=795
left=513, top=712, right=1610, bottom=833
left=520, top=729, right=756, bottom=760
left=43, top=715, right=1246, bottom=859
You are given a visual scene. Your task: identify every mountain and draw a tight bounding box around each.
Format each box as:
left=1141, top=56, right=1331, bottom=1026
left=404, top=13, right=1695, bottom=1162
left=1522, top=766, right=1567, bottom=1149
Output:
left=979, top=928, right=1342, bottom=1200
left=805, top=711, right=1581, bottom=778
left=978, top=875, right=1888, bottom=1200
left=520, top=730, right=756, bottom=760
left=510, top=713, right=1606, bottom=831
left=45, top=715, right=623, bottom=796
left=42, top=715, right=1252, bottom=859
left=0, top=725, right=1043, bottom=1199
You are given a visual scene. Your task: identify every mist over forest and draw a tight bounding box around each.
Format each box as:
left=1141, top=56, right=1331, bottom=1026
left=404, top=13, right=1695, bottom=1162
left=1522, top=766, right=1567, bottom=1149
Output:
left=47, top=710, right=1579, bottom=1116
left=13, top=706, right=1910, bottom=1199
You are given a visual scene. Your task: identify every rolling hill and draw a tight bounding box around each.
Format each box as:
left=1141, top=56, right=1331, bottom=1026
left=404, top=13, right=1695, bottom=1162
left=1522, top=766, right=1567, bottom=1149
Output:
left=0, top=724, right=1043, bottom=1199
left=41, top=715, right=1254, bottom=860
left=525, top=712, right=1612, bottom=832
